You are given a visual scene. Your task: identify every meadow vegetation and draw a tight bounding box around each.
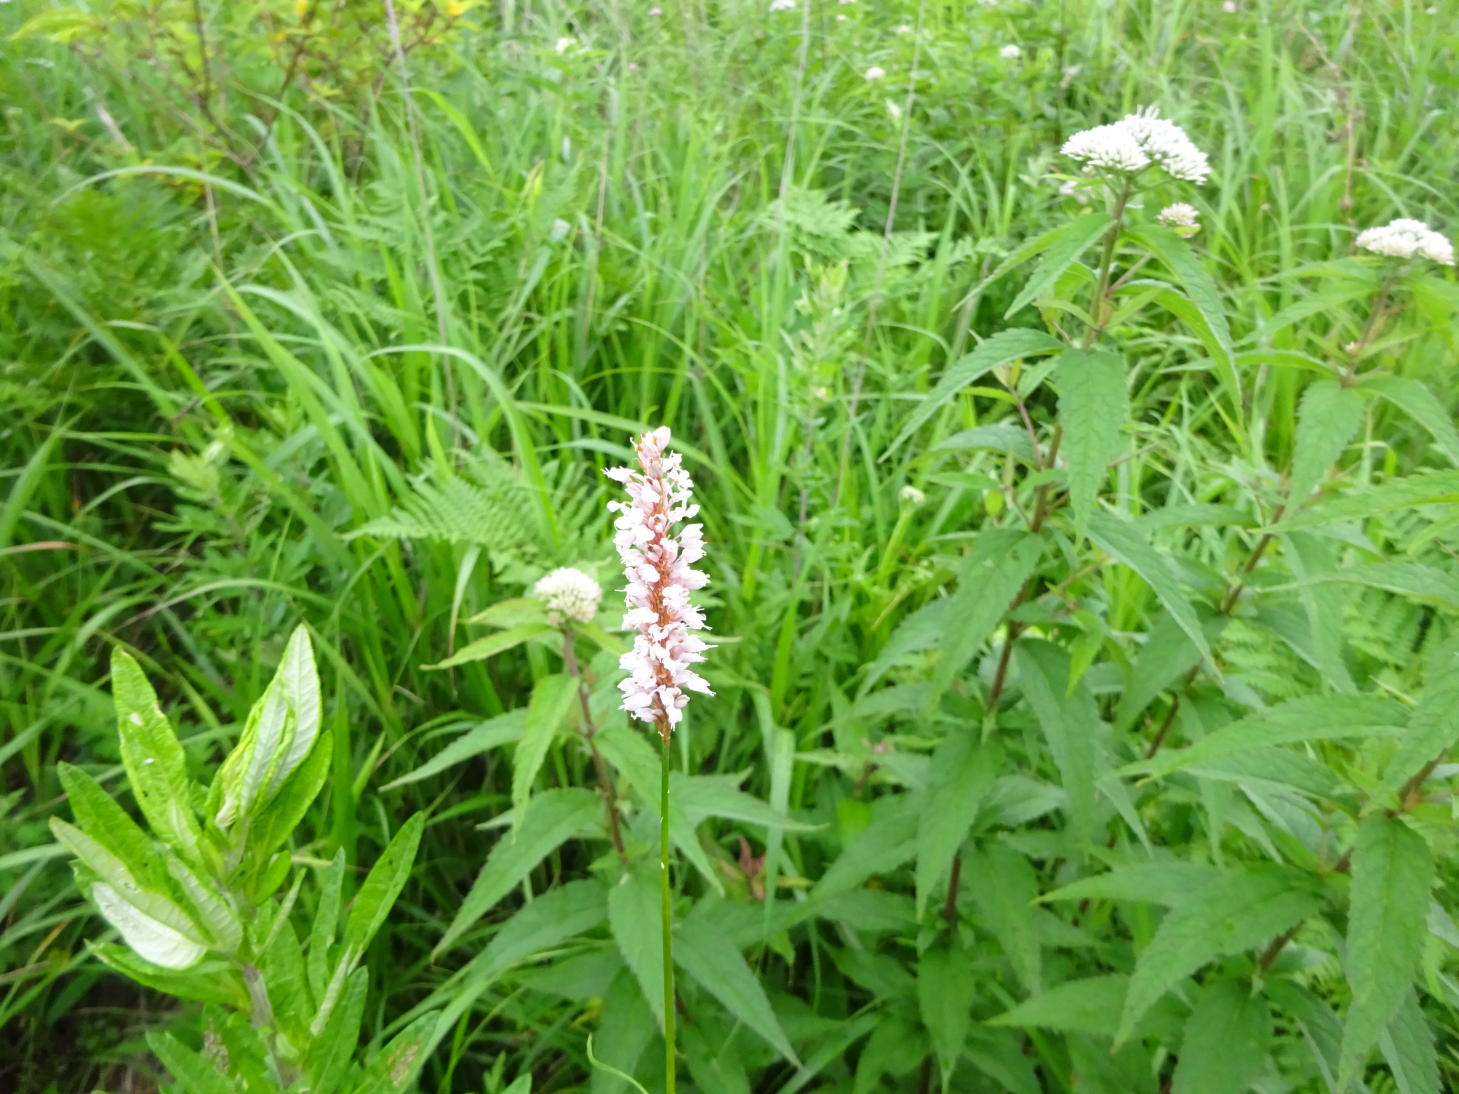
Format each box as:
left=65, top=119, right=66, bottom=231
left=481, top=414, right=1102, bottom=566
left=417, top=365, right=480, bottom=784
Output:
left=2, top=1, right=1459, bottom=1091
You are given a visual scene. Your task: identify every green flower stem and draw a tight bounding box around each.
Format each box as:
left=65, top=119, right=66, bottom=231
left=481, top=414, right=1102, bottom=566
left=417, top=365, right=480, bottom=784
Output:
left=659, top=724, right=676, bottom=1094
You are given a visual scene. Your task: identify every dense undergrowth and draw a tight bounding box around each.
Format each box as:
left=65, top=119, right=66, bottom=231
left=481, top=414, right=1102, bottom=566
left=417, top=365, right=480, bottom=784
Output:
left=3, top=0, right=1459, bottom=1091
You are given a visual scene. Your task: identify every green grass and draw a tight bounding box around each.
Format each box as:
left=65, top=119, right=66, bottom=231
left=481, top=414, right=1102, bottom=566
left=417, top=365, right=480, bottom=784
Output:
left=3, top=0, right=1459, bottom=1091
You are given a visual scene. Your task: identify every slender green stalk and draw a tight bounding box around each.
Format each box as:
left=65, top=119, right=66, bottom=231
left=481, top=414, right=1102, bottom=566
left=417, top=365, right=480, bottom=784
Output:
left=659, top=727, right=676, bottom=1093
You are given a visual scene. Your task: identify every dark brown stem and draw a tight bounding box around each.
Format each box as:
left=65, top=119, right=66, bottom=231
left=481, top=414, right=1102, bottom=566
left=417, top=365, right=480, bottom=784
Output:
left=942, top=853, right=963, bottom=925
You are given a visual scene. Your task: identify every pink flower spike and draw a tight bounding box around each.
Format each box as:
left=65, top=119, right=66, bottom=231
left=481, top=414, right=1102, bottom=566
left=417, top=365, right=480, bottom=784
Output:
left=605, top=427, right=713, bottom=742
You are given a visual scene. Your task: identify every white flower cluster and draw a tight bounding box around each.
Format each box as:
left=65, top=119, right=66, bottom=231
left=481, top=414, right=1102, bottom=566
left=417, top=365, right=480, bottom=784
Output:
left=533, top=567, right=602, bottom=625
left=1061, top=107, right=1211, bottom=184
left=1355, top=218, right=1454, bottom=265
left=864, top=65, right=886, bottom=81
left=1158, top=202, right=1201, bottom=235
left=999, top=44, right=1023, bottom=60
left=606, top=428, right=713, bottom=738
left=769, top=0, right=796, bottom=10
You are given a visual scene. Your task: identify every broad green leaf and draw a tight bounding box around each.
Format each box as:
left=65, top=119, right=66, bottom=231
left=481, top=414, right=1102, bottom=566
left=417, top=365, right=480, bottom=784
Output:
left=1014, top=640, right=1097, bottom=846
left=111, top=648, right=202, bottom=858
left=862, top=597, right=954, bottom=691
left=247, top=730, right=334, bottom=864
left=381, top=711, right=524, bottom=790
left=674, top=772, right=813, bottom=831
left=969, top=844, right=1042, bottom=991
left=357, top=1011, right=437, bottom=1093
left=1338, top=814, right=1433, bottom=1091
left=1056, top=349, right=1127, bottom=537
left=511, top=673, right=577, bottom=828
left=1113, top=612, right=1203, bottom=733
left=1289, top=379, right=1365, bottom=504
left=811, top=794, right=918, bottom=904
left=1304, top=561, right=1459, bottom=613
left=918, top=940, right=975, bottom=1081
left=1004, top=211, right=1113, bottom=317
left=608, top=863, right=666, bottom=1029
left=214, top=684, right=293, bottom=831
left=1269, top=470, right=1459, bottom=533
left=989, top=975, right=1127, bottom=1037
left=10, top=8, right=97, bottom=43
left=1171, top=979, right=1269, bottom=1094
left=934, top=423, right=1036, bottom=463
left=56, top=762, right=165, bottom=891
left=676, top=915, right=799, bottom=1065
left=915, top=733, right=999, bottom=919
left=261, top=912, right=312, bottom=1046
left=1129, top=695, right=1408, bottom=780
left=146, top=1030, right=235, bottom=1094
left=887, top=328, right=1065, bottom=454
left=89, top=943, right=243, bottom=1007
left=1379, top=988, right=1441, bottom=1094
left=308, top=850, right=347, bottom=1002
left=341, top=812, right=425, bottom=968
left=932, top=531, right=1042, bottom=701
left=91, top=880, right=206, bottom=970
left=426, top=622, right=554, bottom=669
left=1375, top=639, right=1459, bottom=802
left=307, top=967, right=369, bottom=1094
left=1362, top=374, right=1459, bottom=467
left=267, top=625, right=322, bottom=798
left=1087, top=511, right=1211, bottom=663
left=166, top=854, right=242, bottom=955
left=1118, top=866, right=1321, bottom=1044
left=1128, top=224, right=1234, bottom=376
left=434, top=788, right=601, bottom=957
left=1039, top=862, right=1221, bottom=908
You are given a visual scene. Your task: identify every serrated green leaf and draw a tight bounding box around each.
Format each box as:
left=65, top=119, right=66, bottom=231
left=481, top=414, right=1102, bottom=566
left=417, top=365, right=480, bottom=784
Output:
left=1118, top=866, right=1320, bottom=1044
left=1087, top=511, right=1211, bottom=663
left=969, top=844, right=1042, bottom=991
left=1380, top=988, right=1440, bottom=1094
left=434, top=788, right=601, bottom=957
left=146, top=1029, right=235, bottom=1094
left=1040, top=861, right=1221, bottom=907
left=1005, top=211, right=1113, bottom=317
left=56, top=762, right=165, bottom=891
left=1269, top=470, right=1459, bottom=532
left=674, top=773, right=813, bottom=831
left=426, top=623, right=555, bottom=669
left=1289, top=379, right=1365, bottom=504
left=1362, top=374, right=1459, bottom=467
left=1129, top=694, right=1408, bottom=780
left=341, top=812, right=424, bottom=967
left=1128, top=225, right=1236, bottom=401
left=915, top=733, right=999, bottom=919
left=811, top=794, right=918, bottom=904
left=608, top=863, right=665, bottom=1030
left=307, top=967, right=368, bottom=1094
left=932, top=531, right=1042, bottom=701
left=676, top=915, right=799, bottom=1065
left=247, top=730, right=333, bottom=865
left=512, top=673, right=577, bottom=829
left=1056, top=348, right=1127, bottom=537
left=887, top=328, right=1066, bottom=455
left=1014, top=640, right=1097, bottom=847
left=918, top=939, right=975, bottom=1081
left=1375, top=640, right=1459, bottom=802
left=1171, top=979, right=1269, bottom=1094
left=1338, top=814, right=1433, bottom=1091
left=110, top=648, right=202, bottom=859
left=989, top=974, right=1127, bottom=1037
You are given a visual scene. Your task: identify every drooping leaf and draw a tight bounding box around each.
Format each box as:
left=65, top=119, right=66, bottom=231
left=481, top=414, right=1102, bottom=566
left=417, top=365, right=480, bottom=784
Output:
left=434, top=789, right=601, bottom=957
left=676, top=915, right=799, bottom=1065
left=1269, top=470, right=1459, bottom=533
left=1014, top=640, right=1098, bottom=847
left=1375, top=639, right=1459, bottom=803
left=1338, top=814, right=1433, bottom=1091
left=1127, top=224, right=1235, bottom=399
left=339, top=812, right=425, bottom=971
left=1289, top=379, right=1365, bottom=504
left=915, top=733, right=1000, bottom=919
left=381, top=711, right=525, bottom=790
left=1118, top=866, right=1321, bottom=1044
left=91, top=880, right=207, bottom=970
left=1171, top=979, right=1270, bottom=1094
left=1056, top=348, right=1127, bottom=538
left=1362, top=374, right=1459, bottom=467
left=511, top=673, right=578, bottom=828
left=969, top=844, right=1042, bottom=991
left=608, top=863, right=666, bottom=1030
left=918, top=939, right=975, bottom=1081
left=932, top=531, right=1043, bottom=701
left=887, top=328, right=1066, bottom=454
left=1379, top=988, right=1441, bottom=1094
left=1087, top=511, right=1211, bottom=663
left=811, top=794, right=918, bottom=905
left=1040, top=861, right=1221, bottom=907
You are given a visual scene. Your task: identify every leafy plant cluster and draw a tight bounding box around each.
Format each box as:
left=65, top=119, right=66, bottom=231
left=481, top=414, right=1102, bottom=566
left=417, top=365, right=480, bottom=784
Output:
left=3, top=1, right=1459, bottom=1092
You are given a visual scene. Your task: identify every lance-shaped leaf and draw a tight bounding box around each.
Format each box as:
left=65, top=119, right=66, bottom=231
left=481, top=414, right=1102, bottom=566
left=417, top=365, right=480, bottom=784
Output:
left=111, top=648, right=202, bottom=860
left=1289, top=379, right=1365, bottom=504
left=1004, top=210, right=1114, bottom=317
left=1056, top=348, right=1127, bottom=538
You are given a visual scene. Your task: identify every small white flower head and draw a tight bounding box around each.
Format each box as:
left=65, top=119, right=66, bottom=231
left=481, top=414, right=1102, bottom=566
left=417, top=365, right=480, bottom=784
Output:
left=894, top=22, right=914, bottom=33
left=1058, top=177, right=1094, bottom=205
left=769, top=0, right=796, bottom=10
left=1356, top=218, right=1454, bottom=265
left=649, top=5, right=662, bottom=13
left=1158, top=202, right=1201, bottom=236
left=839, top=0, right=856, bottom=4
left=864, top=65, right=886, bottom=80
left=605, top=428, right=713, bottom=740
left=999, top=44, right=1023, bottom=60
left=1222, top=0, right=1238, bottom=11
left=534, top=567, right=602, bottom=625
left=1061, top=106, right=1211, bottom=184
left=554, top=36, right=577, bottom=53
left=899, top=485, right=927, bottom=508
